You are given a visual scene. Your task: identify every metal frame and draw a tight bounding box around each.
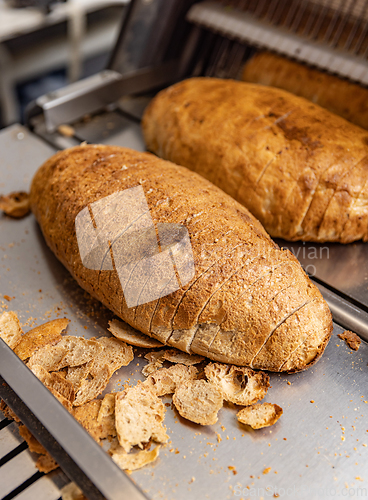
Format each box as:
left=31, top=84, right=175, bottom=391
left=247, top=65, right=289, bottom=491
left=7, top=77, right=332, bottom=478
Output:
left=0, top=339, right=148, bottom=500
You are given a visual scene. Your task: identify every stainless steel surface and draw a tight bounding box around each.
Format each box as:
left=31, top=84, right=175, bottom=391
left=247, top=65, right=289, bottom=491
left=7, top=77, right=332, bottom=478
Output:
left=186, top=1, right=368, bottom=84
left=0, top=342, right=148, bottom=500
left=1, top=122, right=368, bottom=499
left=27, top=61, right=180, bottom=133
left=313, top=281, right=368, bottom=342
left=279, top=240, right=368, bottom=310
left=109, top=0, right=190, bottom=74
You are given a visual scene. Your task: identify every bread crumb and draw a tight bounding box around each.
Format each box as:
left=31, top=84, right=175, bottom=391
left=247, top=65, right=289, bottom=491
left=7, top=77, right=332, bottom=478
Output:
left=263, top=467, right=271, bottom=474
left=0, top=191, right=30, bottom=218
left=110, top=442, right=160, bottom=471
left=0, top=311, right=23, bottom=349
left=60, top=482, right=87, bottom=500
left=338, top=331, right=361, bottom=351
left=57, top=124, right=75, bottom=138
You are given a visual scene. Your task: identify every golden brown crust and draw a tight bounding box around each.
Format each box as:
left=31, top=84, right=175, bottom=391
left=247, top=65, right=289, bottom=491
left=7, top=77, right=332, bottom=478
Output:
left=242, top=51, right=368, bottom=130
left=142, top=77, right=368, bottom=244
left=30, top=144, right=332, bottom=371
left=337, top=330, right=361, bottom=351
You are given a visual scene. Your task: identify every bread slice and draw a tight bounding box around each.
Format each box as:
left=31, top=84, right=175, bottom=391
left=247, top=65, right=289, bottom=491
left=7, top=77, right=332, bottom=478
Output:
left=115, top=382, right=168, bottom=452
left=28, top=343, right=69, bottom=371
left=237, top=402, right=283, bottom=429
left=0, top=311, right=23, bottom=349
left=143, top=77, right=368, bottom=244
left=90, top=337, right=133, bottom=377
left=204, top=362, right=269, bottom=406
left=172, top=379, right=223, bottom=425
left=66, top=360, right=94, bottom=390
left=55, top=336, right=102, bottom=369
left=30, top=145, right=332, bottom=371
left=143, top=364, right=198, bottom=396
left=108, top=319, right=163, bottom=348
left=14, top=318, right=69, bottom=360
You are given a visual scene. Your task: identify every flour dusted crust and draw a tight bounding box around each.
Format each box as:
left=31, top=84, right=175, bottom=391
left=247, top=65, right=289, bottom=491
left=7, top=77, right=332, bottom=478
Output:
left=30, top=144, right=332, bottom=372
left=143, top=77, right=368, bottom=244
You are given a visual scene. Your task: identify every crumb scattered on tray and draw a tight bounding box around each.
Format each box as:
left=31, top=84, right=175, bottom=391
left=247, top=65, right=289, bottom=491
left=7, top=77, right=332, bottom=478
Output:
left=1, top=310, right=283, bottom=476
left=0, top=191, right=30, bottom=218
left=338, top=330, right=361, bottom=351
left=60, top=482, right=87, bottom=500
left=57, top=124, right=75, bottom=138
left=0, top=311, right=23, bottom=349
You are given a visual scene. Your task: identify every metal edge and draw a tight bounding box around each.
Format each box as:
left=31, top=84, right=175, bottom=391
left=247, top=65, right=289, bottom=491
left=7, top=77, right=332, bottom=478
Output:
left=0, top=339, right=148, bottom=500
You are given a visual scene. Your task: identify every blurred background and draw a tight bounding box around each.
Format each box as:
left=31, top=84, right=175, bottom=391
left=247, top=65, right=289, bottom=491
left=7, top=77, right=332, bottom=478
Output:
left=0, top=0, right=128, bottom=128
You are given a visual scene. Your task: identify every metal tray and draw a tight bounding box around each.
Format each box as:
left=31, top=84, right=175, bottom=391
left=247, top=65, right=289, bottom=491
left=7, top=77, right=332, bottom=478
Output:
left=1, top=123, right=368, bottom=500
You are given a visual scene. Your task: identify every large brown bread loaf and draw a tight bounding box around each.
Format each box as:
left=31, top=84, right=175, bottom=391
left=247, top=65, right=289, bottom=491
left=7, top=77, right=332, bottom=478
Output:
left=30, top=145, right=332, bottom=372
left=142, top=77, right=368, bottom=243
left=242, top=51, right=368, bottom=130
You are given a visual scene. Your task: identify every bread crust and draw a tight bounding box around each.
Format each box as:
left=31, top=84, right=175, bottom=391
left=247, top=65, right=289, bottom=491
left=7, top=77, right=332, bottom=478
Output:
left=142, top=77, right=368, bottom=243
left=30, top=145, right=332, bottom=371
left=242, top=51, right=368, bottom=131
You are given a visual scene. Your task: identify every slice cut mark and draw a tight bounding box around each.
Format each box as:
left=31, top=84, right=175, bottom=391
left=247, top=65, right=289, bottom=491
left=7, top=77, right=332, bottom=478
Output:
left=249, top=299, right=312, bottom=368
left=170, top=241, right=247, bottom=329
left=108, top=319, right=163, bottom=347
